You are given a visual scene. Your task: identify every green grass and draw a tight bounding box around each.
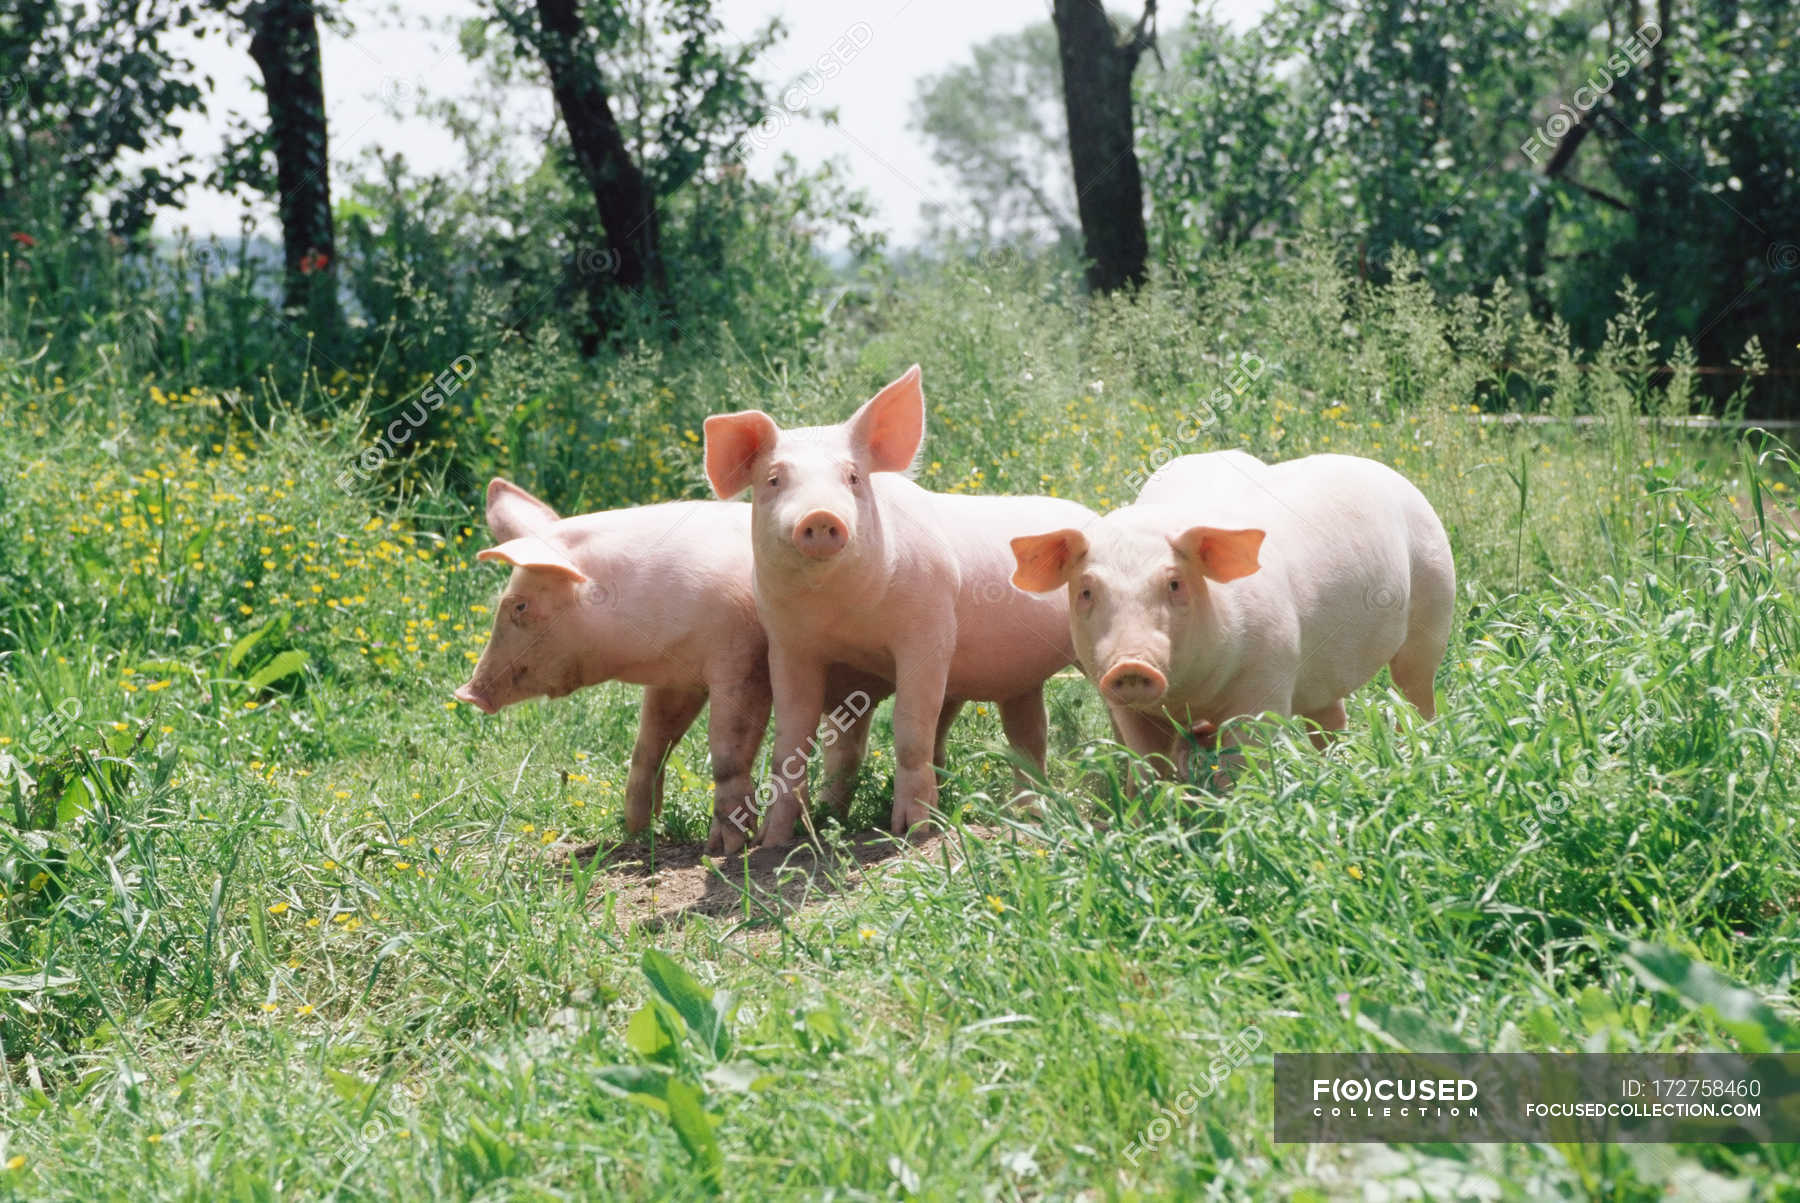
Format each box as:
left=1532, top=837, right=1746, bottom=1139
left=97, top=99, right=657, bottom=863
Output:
left=2, top=256, right=1799, bottom=1198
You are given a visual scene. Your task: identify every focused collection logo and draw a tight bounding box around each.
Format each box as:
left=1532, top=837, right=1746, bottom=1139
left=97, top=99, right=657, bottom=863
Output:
left=1311, top=1076, right=1480, bottom=1118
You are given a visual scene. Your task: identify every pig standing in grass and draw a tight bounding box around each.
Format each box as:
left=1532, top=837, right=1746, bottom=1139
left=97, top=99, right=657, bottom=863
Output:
left=1010, top=452, right=1453, bottom=775
left=703, top=365, right=1098, bottom=851
left=453, top=479, right=890, bottom=840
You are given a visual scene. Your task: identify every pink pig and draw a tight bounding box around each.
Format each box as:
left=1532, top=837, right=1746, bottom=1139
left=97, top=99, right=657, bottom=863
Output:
left=703, top=365, right=1097, bottom=851
left=1010, top=452, right=1454, bottom=774
left=453, top=479, right=890, bottom=840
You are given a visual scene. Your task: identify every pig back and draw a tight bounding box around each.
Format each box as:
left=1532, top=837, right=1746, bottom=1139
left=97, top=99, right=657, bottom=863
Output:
left=923, top=491, right=1097, bottom=698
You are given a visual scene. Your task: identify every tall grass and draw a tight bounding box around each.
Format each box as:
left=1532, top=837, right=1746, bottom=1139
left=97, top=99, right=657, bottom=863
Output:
left=1, top=247, right=1797, bottom=1196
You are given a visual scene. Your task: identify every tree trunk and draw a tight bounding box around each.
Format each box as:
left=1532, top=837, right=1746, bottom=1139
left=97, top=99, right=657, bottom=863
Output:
left=245, top=0, right=340, bottom=333
left=531, top=0, right=664, bottom=346
left=1050, top=0, right=1153, bottom=293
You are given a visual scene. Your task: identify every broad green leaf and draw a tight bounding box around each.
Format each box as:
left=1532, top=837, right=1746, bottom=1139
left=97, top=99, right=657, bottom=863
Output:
left=663, top=1076, right=722, bottom=1186
left=626, top=999, right=681, bottom=1062
left=57, top=776, right=92, bottom=825
left=325, top=1069, right=377, bottom=1108
left=1355, top=1002, right=1477, bottom=1053
left=247, top=649, right=309, bottom=691
left=228, top=620, right=273, bottom=670
left=643, top=949, right=729, bottom=1059
left=594, top=1065, right=674, bottom=1118
left=1624, top=941, right=1795, bottom=1052
left=0, top=973, right=77, bottom=992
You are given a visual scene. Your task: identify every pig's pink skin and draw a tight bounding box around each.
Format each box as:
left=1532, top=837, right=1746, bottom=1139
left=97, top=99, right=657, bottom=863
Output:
left=704, top=367, right=1096, bottom=846
left=453, top=479, right=890, bottom=851
left=1016, top=452, right=1453, bottom=777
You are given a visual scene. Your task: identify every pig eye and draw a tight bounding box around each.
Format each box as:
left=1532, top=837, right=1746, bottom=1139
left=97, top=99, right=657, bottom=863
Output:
left=848, top=469, right=861, bottom=487
left=766, top=471, right=781, bottom=488
left=512, top=599, right=528, bottom=618
left=1078, top=587, right=1093, bottom=603
left=1167, top=578, right=1183, bottom=597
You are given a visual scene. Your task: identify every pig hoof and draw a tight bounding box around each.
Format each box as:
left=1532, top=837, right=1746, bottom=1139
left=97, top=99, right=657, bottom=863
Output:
left=705, top=821, right=746, bottom=857
left=890, top=800, right=931, bottom=836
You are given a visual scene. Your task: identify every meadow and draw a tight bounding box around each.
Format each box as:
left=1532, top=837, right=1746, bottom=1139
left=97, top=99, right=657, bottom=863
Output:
left=1, top=249, right=1798, bottom=1199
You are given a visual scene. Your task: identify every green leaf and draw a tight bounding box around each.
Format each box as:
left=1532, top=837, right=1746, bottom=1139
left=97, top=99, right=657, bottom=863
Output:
left=325, top=1069, right=377, bottom=1108
left=247, top=649, right=309, bottom=691
left=1624, top=941, right=1795, bottom=1052
left=626, top=999, right=682, bottom=1062
left=248, top=898, right=270, bottom=961
left=0, top=973, right=77, bottom=992
left=663, top=1076, right=722, bottom=1187
left=595, top=1064, right=671, bottom=1102
left=56, top=776, right=92, bottom=825
left=1355, top=1002, right=1477, bottom=1053
left=594, top=1064, right=674, bottom=1117
left=800, top=1006, right=850, bottom=1052
left=228, top=619, right=274, bottom=670
left=642, top=949, right=729, bottom=1059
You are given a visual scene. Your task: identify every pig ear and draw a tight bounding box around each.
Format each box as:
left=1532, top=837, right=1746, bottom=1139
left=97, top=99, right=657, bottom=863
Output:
left=848, top=364, right=925, bottom=474
left=485, top=478, right=561, bottom=541
left=476, top=535, right=588, bottom=583
left=1170, top=526, right=1265, bottom=583
left=703, top=410, right=781, bottom=498
left=1011, top=528, right=1089, bottom=593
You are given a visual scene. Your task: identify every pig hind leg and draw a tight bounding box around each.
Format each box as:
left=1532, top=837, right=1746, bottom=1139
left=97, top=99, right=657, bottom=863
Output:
left=1389, top=553, right=1455, bottom=721
left=624, top=686, right=708, bottom=835
left=702, top=675, right=773, bottom=856
left=1297, top=698, right=1348, bottom=751
left=933, top=699, right=965, bottom=768
left=998, top=687, right=1049, bottom=795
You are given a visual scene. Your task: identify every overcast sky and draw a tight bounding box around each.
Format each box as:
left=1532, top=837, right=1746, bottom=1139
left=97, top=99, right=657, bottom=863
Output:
left=158, top=0, right=1272, bottom=248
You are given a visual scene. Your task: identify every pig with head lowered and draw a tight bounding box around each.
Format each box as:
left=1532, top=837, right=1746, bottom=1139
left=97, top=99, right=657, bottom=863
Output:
left=454, top=479, right=893, bottom=839
left=702, top=365, right=1098, bottom=852
left=1010, top=451, right=1454, bottom=774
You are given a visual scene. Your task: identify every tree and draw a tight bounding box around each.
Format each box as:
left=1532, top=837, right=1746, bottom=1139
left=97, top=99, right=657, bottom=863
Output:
left=0, top=0, right=206, bottom=240
left=1139, top=11, right=1337, bottom=264
left=911, top=23, right=1076, bottom=247
left=242, top=0, right=340, bottom=331
left=528, top=0, right=663, bottom=304
left=1049, top=0, right=1156, bottom=293
left=489, top=0, right=772, bottom=350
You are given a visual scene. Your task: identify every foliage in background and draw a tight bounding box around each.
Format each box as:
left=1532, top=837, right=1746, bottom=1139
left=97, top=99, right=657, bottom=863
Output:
left=924, top=0, right=1798, bottom=411
left=0, top=0, right=208, bottom=241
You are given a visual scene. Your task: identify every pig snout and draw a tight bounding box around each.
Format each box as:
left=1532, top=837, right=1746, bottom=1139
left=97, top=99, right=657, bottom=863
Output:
left=792, top=509, right=851, bottom=559
left=453, top=682, right=497, bottom=714
left=1099, top=659, right=1168, bottom=706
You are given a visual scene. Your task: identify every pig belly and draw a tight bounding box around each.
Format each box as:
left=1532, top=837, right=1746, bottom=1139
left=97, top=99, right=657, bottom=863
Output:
left=945, top=590, right=1073, bottom=700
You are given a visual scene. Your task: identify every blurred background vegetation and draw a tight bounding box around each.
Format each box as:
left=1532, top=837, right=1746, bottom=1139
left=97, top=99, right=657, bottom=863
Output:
left=0, top=0, right=1795, bottom=515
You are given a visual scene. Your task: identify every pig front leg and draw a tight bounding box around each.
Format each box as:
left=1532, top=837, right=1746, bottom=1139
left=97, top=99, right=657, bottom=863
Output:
left=756, top=648, right=828, bottom=848
left=624, top=686, right=708, bottom=835
left=703, top=675, right=773, bottom=857
left=1108, top=704, right=1180, bottom=797
left=1298, top=698, right=1348, bottom=751
left=815, top=669, right=892, bottom=819
left=889, top=642, right=953, bottom=837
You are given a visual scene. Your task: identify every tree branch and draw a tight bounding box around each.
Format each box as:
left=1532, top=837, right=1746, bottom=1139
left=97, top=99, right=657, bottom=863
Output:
left=1539, top=108, right=1633, bottom=212
left=1126, top=0, right=1159, bottom=68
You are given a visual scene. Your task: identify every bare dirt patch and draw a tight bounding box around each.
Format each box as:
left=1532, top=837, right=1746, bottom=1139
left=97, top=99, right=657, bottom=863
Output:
left=554, top=827, right=978, bottom=930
